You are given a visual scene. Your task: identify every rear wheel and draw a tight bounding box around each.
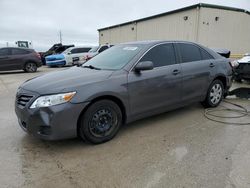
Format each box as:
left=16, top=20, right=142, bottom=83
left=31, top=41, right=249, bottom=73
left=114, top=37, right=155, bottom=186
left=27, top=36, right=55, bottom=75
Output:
left=202, top=80, right=224, bottom=108
left=79, top=100, right=122, bottom=144
left=24, top=62, right=37, bottom=73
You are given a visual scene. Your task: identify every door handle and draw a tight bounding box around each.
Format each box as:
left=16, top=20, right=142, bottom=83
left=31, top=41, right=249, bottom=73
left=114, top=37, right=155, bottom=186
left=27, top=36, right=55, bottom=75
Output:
left=172, top=69, right=181, bottom=75
left=209, top=63, right=215, bottom=68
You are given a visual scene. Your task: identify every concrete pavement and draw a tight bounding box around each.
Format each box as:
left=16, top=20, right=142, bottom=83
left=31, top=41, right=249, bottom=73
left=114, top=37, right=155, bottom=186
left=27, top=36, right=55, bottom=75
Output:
left=0, top=67, right=250, bottom=188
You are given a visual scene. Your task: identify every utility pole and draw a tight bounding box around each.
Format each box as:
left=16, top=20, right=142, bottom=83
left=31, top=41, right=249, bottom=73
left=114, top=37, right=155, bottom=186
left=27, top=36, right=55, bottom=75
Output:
left=59, top=30, right=62, bottom=44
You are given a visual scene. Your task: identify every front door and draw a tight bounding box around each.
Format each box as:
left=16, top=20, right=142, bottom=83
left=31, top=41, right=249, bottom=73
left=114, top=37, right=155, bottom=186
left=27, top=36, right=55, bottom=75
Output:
left=128, top=43, right=182, bottom=118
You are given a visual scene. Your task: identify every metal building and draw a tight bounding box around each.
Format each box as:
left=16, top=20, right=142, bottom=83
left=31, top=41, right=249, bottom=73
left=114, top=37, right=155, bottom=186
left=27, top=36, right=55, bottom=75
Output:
left=98, top=3, right=250, bottom=56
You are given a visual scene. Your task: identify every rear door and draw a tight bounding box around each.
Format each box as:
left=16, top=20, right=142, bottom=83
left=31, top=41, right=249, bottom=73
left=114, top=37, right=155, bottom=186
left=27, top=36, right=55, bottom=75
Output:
left=69, top=48, right=91, bottom=64
left=128, top=43, right=182, bottom=118
left=9, top=48, right=30, bottom=69
left=0, top=48, right=12, bottom=71
left=176, top=43, right=214, bottom=102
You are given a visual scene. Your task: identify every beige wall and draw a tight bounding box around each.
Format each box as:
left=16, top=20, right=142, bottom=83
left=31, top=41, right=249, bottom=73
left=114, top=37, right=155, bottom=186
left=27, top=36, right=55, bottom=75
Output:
left=99, top=23, right=137, bottom=44
left=198, top=7, right=250, bottom=54
left=99, top=7, right=250, bottom=54
left=136, top=9, right=198, bottom=42
left=99, top=9, right=199, bottom=45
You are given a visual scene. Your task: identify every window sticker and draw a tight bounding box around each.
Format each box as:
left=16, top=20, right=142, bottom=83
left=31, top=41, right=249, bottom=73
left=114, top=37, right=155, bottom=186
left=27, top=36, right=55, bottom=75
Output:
left=123, top=47, right=138, bottom=51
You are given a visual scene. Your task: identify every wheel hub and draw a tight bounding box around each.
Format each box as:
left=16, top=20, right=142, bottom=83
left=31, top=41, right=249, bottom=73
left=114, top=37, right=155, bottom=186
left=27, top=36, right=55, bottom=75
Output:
left=89, top=108, right=116, bottom=137
left=210, top=84, right=222, bottom=104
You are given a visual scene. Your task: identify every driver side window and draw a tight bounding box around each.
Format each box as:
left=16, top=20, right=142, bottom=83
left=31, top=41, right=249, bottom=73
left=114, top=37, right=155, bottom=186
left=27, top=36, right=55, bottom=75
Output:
left=140, top=43, right=176, bottom=68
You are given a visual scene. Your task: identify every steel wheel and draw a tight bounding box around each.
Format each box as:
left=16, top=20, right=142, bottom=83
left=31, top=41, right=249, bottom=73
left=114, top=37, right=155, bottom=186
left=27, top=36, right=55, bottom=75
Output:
left=79, top=100, right=122, bottom=144
left=89, top=108, right=118, bottom=138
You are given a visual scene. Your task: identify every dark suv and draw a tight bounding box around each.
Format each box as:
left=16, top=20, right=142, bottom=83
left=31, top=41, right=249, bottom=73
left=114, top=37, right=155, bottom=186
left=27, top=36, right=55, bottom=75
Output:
left=0, top=47, right=42, bottom=72
left=15, top=41, right=232, bottom=144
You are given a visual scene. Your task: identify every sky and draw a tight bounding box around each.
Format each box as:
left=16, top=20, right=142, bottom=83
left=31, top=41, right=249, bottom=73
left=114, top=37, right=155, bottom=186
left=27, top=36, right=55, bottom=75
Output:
left=0, top=0, right=249, bottom=51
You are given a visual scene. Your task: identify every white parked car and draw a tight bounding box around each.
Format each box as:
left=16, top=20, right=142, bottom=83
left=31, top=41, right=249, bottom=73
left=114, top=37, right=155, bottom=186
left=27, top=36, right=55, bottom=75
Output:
left=233, top=53, right=250, bottom=82
left=45, top=46, right=92, bottom=67
left=73, top=45, right=113, bottom=65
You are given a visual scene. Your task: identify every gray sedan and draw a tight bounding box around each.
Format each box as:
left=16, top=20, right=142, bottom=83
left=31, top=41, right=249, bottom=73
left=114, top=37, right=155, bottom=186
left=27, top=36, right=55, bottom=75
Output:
left=15, top=41, right=232, bottom=144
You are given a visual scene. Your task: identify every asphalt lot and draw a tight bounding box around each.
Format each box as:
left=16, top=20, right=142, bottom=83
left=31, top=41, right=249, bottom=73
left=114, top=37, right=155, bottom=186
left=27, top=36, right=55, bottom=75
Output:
left=0, top=66, right=250, bottom=188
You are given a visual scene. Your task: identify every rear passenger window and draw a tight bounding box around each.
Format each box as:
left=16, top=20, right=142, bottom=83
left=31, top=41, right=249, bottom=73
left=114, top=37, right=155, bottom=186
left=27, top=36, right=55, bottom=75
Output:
left=72, top=48, right=91, bottom=54
left=179, top=43, right=202, bottom=63
left=78, top=48, right=91, bottom=53
left=0, top=48, right=9, bottom=56
left=200, top=49, right=214, bottom=60
left=71, top=48, right=79, bottom=54
left=140, top=43, right=176, bottom=67
left=12, top=49, right=29, bottom=55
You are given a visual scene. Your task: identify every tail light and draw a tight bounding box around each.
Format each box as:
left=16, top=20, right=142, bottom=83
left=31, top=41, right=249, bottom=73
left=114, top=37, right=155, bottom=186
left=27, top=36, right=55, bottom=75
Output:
left=36, top=53, right=41, bottom=59
left=229, top=60, right=239, bottom=68
left=86, top=55, right=92, bottom=61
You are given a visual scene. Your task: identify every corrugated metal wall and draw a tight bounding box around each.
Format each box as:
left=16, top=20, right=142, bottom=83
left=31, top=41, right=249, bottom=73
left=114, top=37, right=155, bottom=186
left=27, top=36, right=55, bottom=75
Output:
left=99, top=7, right=250, bottom=54
left=99, top=23, right=137, bottom=44
left=136, top=9, right=198, bottom=41
left=198, top=7, right=250, bottom=54
left=99, top=9, right=198, bottom=45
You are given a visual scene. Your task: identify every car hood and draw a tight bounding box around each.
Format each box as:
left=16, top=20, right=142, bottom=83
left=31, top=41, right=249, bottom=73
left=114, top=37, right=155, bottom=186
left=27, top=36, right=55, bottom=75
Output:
left=20, top=67, right=114, bottom=95
left=45, top=54, right=65, bottom=61
left=238, top=56, right=250, bottom=63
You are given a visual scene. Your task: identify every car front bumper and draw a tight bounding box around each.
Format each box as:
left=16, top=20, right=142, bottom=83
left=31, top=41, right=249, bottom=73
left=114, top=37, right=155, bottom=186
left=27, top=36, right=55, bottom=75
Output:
left=234, top=63, right=250, bottom=80
left=15, top=89, right=89, bottom=140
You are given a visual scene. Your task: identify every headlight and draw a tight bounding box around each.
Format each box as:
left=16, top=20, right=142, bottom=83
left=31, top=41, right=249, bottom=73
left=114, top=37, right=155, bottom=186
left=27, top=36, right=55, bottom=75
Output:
left=230, top=60, right=239, bottom=68
left=30, top=92, right=76, bottom=109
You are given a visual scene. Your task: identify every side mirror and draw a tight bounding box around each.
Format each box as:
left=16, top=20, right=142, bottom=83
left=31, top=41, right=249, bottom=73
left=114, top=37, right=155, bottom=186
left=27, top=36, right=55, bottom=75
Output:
left=135, top=61, right=154, bottom=72
left=67, top=52, right=72, bottom=55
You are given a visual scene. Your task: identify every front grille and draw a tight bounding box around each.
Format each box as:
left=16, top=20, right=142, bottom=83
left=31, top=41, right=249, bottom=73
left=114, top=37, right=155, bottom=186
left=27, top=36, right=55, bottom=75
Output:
left=17, top=95, right=33, bottom=107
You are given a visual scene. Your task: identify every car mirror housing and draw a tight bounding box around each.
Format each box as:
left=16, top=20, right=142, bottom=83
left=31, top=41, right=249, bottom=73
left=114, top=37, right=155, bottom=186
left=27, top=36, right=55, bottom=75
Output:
left=135, top=61, right=154, bottom=72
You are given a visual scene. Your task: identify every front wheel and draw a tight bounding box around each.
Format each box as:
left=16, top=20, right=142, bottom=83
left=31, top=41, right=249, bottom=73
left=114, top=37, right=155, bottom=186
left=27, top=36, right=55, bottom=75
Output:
left=79, top=100, right=122, bottom=144
left=24, top=62, right=37, bottom=73
left=202, top=80, right=224, bottom=108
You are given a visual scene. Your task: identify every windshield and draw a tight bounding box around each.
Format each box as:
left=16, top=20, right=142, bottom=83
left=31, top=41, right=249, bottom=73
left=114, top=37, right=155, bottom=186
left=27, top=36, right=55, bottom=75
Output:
left=88, top=46, right=99, bottom=53
left=83, top=44, right=144, bottom=70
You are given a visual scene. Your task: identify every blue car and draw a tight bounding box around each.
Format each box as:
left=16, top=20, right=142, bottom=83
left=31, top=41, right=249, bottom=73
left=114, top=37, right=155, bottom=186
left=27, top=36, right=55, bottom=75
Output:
left=45, top=46, right=92, bottom=67
left=45, top=54, right=66, bottom=67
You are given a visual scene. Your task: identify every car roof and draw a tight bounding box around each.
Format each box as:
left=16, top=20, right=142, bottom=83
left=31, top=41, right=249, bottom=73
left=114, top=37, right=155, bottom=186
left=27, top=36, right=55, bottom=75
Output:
left=120, top=40, right=222, bottom=59
left=120, top=40, right=209, bottom=47
left=0, top=47, right=33, bottom=50
left=0, top=47, right=35, bottom=52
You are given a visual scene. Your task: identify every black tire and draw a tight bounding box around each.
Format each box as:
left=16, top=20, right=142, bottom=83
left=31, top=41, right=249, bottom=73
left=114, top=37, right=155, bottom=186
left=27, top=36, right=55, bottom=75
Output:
left=202, top=80, right=224, bottom=108
left=79, top=100, right=122, bottom=144
left=24, top=62, right=37, bottom=73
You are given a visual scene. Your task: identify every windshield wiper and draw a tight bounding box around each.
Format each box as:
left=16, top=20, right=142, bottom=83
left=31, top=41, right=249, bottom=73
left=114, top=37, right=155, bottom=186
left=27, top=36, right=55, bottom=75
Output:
left=83, top=65, right=101, bottom=70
